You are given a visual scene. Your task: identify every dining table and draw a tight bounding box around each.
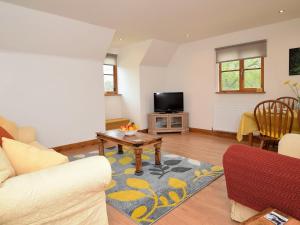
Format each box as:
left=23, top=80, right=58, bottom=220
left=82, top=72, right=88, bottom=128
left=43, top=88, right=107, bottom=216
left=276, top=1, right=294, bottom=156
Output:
left=236, top=111, right=300, bottom=144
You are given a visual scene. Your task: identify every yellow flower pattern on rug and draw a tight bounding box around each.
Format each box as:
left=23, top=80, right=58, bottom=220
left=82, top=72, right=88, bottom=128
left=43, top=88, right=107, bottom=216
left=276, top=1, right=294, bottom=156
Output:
left=108, top=177, right=187, bottom=224
left=69, top=147, right=223, bottom=225
left=193, top=166, right=224, bottom=182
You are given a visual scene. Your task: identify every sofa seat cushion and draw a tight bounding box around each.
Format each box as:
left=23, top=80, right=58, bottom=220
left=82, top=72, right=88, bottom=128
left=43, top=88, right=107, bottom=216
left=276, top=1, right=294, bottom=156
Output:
left=0, top=147, right=15, bottom=183
left=2, top=138, right=69, bottom=175
left=0, top=127, right=14, bottom=147
left=278, top=134, right=300, bottom=159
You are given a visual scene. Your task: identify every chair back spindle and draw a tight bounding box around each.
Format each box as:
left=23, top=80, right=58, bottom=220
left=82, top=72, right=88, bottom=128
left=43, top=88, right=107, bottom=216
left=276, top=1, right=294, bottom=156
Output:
left=276, top=96, right=298, bottom=110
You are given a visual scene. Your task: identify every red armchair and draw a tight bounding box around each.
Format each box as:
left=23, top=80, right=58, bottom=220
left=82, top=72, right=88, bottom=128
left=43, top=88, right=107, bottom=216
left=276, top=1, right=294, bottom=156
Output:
left=223, top=144, right=300, bottom=222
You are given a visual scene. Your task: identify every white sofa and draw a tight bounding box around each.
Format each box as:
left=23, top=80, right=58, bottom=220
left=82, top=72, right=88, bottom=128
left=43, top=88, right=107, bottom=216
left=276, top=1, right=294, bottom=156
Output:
left=0, top=116, right=112, bottom=225
left=0, top=155, right=112, bottom=225
left=230, top=133, right=300, bottom=222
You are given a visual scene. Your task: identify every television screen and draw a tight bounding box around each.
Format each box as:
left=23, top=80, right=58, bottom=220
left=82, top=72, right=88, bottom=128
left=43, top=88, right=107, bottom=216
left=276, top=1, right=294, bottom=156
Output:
left=154, top=92, right=184, bottom=113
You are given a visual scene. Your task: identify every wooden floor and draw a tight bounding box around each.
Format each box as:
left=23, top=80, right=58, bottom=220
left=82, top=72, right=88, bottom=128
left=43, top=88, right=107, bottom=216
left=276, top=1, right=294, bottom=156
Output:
left=62, top=132, right=243, bottom=225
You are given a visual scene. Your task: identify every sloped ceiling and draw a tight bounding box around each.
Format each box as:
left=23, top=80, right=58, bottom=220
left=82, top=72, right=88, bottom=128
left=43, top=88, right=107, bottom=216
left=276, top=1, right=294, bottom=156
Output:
left=0, top=2, right=115, bottom=60
left=141, top=40, right=178, bottom=67
left=118, top=39, right=178, bottom=67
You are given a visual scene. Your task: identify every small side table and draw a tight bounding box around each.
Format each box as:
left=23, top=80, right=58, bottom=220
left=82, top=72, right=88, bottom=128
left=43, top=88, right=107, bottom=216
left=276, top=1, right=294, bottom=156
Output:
left=241, top=208, right=300, bottom=225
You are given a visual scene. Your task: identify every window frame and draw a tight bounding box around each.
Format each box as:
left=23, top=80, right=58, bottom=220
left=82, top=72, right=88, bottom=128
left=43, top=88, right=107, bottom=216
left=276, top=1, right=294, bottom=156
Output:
left=103, top=64, right=119, bottom=96
left=218, top=56, right=264, bottom=94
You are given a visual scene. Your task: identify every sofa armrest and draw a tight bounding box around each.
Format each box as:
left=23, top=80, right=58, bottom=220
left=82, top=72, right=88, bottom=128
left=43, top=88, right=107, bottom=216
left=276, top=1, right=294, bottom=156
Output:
left=278, top=134, right=300, bottom=159
left=223, top=144, right=300, bottom=220
left=17, top=126, right=36, bottom=143
left=0, top=156, right=111, bottom=224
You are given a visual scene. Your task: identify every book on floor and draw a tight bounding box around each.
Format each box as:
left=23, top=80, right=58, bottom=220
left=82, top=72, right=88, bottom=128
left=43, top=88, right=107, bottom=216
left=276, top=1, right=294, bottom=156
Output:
left=264, top=211, right=289, bottom=225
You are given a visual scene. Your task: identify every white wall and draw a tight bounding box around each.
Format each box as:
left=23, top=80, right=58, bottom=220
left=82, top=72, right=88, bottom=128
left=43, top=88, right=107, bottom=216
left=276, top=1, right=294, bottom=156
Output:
left=0, top=52, right=106, bottom=147
left=117, top=39, right=177, bottom=129
left=105, top=96, right=123, bottom=119
left=139, top=66, right=167, bottom=129
left=118, top=41, right=152, bottom=126
left=139, top=40, right=178, bottom=129
left=0, top=2, right=114, bottom=147
left=166, top=18, right=300, bottom=132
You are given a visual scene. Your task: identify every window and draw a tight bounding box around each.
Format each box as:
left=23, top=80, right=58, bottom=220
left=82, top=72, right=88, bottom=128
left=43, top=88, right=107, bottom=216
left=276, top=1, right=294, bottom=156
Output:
left=103, top=54, right=118, bottom=95
left=216, top=40, right=267, bottom=93
left=219, top=57, right=264, bottom=93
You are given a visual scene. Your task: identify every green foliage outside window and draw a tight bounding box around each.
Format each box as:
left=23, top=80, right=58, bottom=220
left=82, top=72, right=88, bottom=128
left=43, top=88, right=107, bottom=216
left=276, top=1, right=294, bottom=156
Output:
left=221, top=71, right=239, bottom=90
left=221, top=60, right=239, bottom=71
left=220, top=57, right=263, bottom=92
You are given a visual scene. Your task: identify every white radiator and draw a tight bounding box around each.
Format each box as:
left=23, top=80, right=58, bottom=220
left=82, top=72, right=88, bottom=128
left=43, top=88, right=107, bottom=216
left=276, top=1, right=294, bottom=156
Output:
left=212, top=98, right=261, bottom=132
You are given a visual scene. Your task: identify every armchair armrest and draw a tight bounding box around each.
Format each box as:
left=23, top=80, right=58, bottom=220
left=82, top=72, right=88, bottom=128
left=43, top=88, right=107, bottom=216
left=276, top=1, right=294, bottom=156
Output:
left=0, top=156, right=111, bottom=225
left=17, top=126, right=36, bottom=143
left=223, top=144, right=300, bottom=220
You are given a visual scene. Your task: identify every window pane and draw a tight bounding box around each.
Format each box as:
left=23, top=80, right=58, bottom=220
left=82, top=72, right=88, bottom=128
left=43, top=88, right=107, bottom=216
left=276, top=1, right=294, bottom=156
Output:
left=104, top=75, right=114, bottom=92
left=221, top=60, right=239, bottom=71
left=221, top=71, right=240, bottom=91
left=244, top=57, right=261, bottom=69
left=244, top=69, right=261, bottom=88
left=103, top=65, right=114, bottom=74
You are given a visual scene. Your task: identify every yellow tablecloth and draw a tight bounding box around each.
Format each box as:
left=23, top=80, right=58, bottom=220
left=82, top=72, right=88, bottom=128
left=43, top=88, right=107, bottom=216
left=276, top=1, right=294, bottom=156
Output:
left=236, top=111, right=300, bottom=142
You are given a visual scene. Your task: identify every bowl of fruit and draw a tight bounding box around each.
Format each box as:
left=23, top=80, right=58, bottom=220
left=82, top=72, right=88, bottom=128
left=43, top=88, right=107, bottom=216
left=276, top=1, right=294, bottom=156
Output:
left=120, top=122, right=138, bottom=136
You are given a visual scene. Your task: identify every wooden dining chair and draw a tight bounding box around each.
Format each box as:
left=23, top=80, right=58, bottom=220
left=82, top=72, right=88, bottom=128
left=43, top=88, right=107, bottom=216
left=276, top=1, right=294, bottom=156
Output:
left=254, top=100, right=294, bottom=150
left=276, top=96, right=298, bottom=110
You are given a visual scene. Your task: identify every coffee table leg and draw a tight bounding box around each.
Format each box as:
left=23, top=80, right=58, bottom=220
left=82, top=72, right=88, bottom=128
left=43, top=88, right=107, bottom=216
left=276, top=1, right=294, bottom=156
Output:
left=134, top=147, right=143, bottom=175
left=154, top=143, right=161, bottom=166
left=98, top=139, right=104, bottom=156
left=118, top=144, right=124, bottom=154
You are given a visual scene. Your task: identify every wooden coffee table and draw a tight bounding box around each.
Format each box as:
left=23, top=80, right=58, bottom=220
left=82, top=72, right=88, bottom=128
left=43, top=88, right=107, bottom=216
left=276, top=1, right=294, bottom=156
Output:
left=96, top=130, right=162, bottom=174
left=241, top=208, right=300, bottom=225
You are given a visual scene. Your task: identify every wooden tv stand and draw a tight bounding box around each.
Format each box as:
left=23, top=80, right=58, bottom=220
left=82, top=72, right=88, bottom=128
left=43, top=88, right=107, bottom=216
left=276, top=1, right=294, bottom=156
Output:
left=148, top=112, right=189, bottom=135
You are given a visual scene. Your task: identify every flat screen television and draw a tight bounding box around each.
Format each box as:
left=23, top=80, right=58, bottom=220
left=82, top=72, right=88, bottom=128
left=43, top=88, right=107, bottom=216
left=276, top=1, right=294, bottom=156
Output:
left=154, top=92, right=184, bottom=113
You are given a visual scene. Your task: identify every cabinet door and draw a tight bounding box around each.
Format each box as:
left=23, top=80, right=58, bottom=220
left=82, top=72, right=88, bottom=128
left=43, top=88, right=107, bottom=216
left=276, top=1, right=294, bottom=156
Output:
left=155, top=116, right=168, bottom=129
left=169, top=115, right=183, bottom=128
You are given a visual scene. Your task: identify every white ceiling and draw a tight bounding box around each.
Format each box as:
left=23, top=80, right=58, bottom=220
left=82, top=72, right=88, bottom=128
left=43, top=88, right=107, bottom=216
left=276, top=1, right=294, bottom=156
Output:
left=2, top=0, right=300, bottom=48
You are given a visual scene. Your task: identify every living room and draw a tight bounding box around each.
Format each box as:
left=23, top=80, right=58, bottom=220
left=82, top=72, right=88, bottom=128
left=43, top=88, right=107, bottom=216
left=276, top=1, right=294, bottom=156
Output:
left=0, top=1, right=300, bottom=225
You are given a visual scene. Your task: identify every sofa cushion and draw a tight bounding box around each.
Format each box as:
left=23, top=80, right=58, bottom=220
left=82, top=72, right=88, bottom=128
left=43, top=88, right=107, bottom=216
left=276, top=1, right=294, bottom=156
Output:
left=2, top=138, right=69, bottom=175
left=0, top=117, right=18, bottom=139
left=278, top=134, right=300, bottom=159
left=0, top=147, right=15, bottom=183
left=0, top=127, right=14, bottom=147
left=17, top=126, right=36, bottom=144
left=29, top=141, right=48, bottom=150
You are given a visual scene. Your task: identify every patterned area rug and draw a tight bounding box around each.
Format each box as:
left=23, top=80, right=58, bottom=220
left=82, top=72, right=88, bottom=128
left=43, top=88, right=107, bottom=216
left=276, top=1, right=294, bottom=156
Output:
left=69, top=147, right=223, bottom=225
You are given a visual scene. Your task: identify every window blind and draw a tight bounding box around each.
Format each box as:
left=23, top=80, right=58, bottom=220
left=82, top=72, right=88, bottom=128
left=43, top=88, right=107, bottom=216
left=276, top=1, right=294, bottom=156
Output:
left=215, top=40, right=267, bottom=63
left=104, top=53, right=117, bottom=65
